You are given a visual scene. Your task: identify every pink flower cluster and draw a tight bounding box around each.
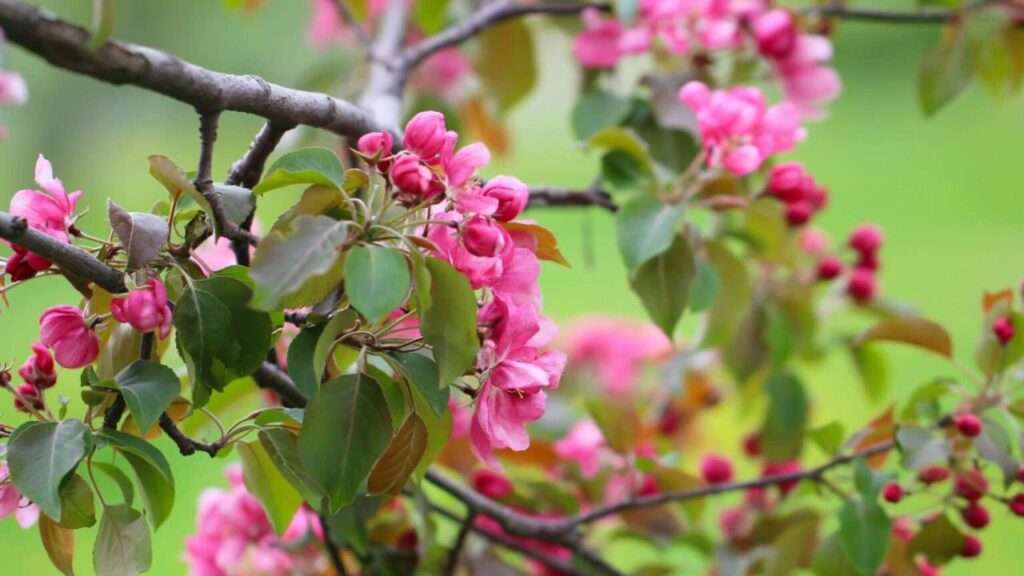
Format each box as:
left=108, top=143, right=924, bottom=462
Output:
left=4, top=156, right=81, bottom=281
left=10, top=342, right=57, bottom=414
left=679, top=81, right=805, bottom=176
left=361, top=111, right=565, bottom=464
left=573, top=3, right=839, bottom=115
left=111, top=279, right=174, bottom=338
left=802, top=223, right=885, bottom=304
left=185, top=466, right=325, bottom=576
left=565, top=316, right=672, bottom=396
left=0, top=462, right=38, bottom=529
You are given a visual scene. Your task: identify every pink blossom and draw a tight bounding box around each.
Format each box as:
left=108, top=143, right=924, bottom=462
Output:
left=472, top=469, right=514, bottom=499
left=390, top=153, right=443, bottom=204
left=356, top=130, right=393, bottom=160
left=4, top=244, right=53, bottom=281
left=449, top=397, right=472, bottom=439
left=39, top=305, right=99, bottom=369
left=489, top=247, right=541, bottom=305
left=307, top=0, right=343, bottom=49
left=554, top=420, right=606, bottom=478
left=0, top=70, right=28, bottom=106
left=566, top=316, right=671, bottom=395
left=700, top=453, right=734, bottom=484
left=573, top=8, right=624, bottom=68
left=193, top=221, right=261, bottom=274
left=0, top=463, right=39, bottom=529
left=10, top=155, right=81, bottom=235
left=774, top=35, right=841, bottom=117
left=110, top=279, right=173, bottom=338
left=679, top=81, right=806, bottom=176
left=457, top=176, right=529, bottom=221
left=411, top=48, right=472, bottom=99
left=14, top=382, right=44, bottom=413
left=403, top=111, right=449, bottom=163
left=798, top=227, right=829, bottom=256
left=752, top=9, right=798, bottom=59
left=428, top=212, right=514, bottom=289
left=18, top=342, right=57, bottom=390
left=443, top=139, right=490, bottom=188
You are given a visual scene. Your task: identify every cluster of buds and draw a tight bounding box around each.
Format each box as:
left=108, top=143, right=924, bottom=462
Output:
left=3, top=342, right=56, bottom=414
left=717, top=433, right=803, bottom=542
left=803, top=223, right=884, bottom=304
left=765, top=162, right=828, bottom=227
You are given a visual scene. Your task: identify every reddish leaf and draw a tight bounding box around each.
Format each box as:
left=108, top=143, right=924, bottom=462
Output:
left=857, top=316, right=953, bottom=359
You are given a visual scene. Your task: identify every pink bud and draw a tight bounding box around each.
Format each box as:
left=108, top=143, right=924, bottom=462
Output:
left=785, top=201, right=813, bottom=227
left=389, top=153, right=436, bottom=201
left=39, top=305, right=99, bottom=369
left=882, top=483, right=903, bottom=503
left=961, top=534, right=982, bottom=558
left=846, top=268, right=876, bottom=303
left=723, top=144, right=762, bottom=176
left=954, top=413, right=983, bottom=438
left=481, top=176, right=529, bottom=221
left=0, top=71, right=28, bottom=106
left=816, top=256, right=843, bottom=281
left=752, top=9, right=798, bottom=59
left=472, top=469, right=514, bottom=500
left=766, top=162, right=808, bottom=203
left=679, top=81, right=711, bottom=110
left=961, top=502, right=990, bottom=529
left=462, top=216, right=507, bottom=258
left=18, top=342, right=56, bottom=389
left=700, top=453, right=734, bottom=485
left=403, top=111, right=448, bottom=163
left=955, top=469, right=989, bottom=501
left=1009, top=493, right=1024, bottom=517
left=111, top=279, right=173, bottom=338
left=444, top=142, right=490, bottom=188
left=848, top=224, right=884, bottom=256
left=356, top=131, right=393, bottom=162
left=14, top=382, right=43, bottom=413
left=993, top=316, right=1015, bottom=346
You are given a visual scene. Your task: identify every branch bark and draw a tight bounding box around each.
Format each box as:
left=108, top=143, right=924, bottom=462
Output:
left=358, top=0, right=412, bottom=132
left=807, top=0, right=1000, bottom=23
left=0, top=0, right=381, bottom=138
left=159, top=413, right=222, bottom=457
left=527, top=186, right=618, bottom=212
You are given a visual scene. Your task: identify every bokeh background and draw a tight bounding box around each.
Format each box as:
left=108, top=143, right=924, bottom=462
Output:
left=1, top=0, right=1022, bottom=573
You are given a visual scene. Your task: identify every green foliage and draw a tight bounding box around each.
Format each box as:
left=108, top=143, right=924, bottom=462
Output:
left=367, top=413, right=428, bottom=495
left=238, top=439, right=303, bottom=535
left=115, top=361, right=181, bottom=434
left=629, top=233, right=695, bottom=337
left=57, top=474, right=97, bottom=529
left=919, top=25, right=973, bottom=116
left=838, top=461, right=891, bottom=576
left=93, top=505, right=152, bottom=576
left=417, top=257, right=479, bottom=388
left=388, top=351, right=447, bottom=416
left=345, top=245, right=411, bottom=322
left=97, top=430, right=175, bottom=530
left=7, top=420, right=91, bottom=521
left=474, top=19, right=536, bottom=112
left=761, top=371, right=808, bottom=461
left=107, top=200, right=168, bottom=272
left=253, top=148, right=347, bottom=194
left=298, top=374, right=393, bottom=512
left=616, top=194, right=685, bottom=272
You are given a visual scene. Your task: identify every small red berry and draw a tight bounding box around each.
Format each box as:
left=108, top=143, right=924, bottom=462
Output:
left=785, top=202, right=813, bottom=227
left=917, top=465, right=950, bottom=485
left=993, top=316, right=1015, bottom=346
left=961, top=534, right=983, bottom=558
left=846, top=268, right=877, bottom=303
left=816, top=256, right=843, bottom=281
left=639, top=474, right=659, bottom=496
left=854, top=251, right=880, bottom=271
left=1009, top=493, right=1024, bottom=517
left=954, top=413, right=983, bottom=438
left=955, top=470, right=989, bottom=501
left=763, top=461, right=802, bottom=495
left=961, top=503, right=990, bottom=529
left=766, top=162, right=808, bottom=203
left=848, top=224, right=884, bottom=255
left=882, top=483, right=904, bottom=503
left=700, top=454, right=734, bottom=485
left=805, top=185, right=829, bottom=211
left=396, top=529, right=418, bottom=551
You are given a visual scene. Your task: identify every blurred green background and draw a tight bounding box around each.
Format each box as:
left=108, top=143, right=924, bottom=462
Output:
left=1, top=0, right=1022, bottom=574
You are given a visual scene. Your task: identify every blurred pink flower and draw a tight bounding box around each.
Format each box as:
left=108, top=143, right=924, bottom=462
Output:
left=0, top=462, right=39, bottom=529
left=0, top=70, right=28, bottom=106
left=566, top=316, right=671, bottom=395
left=554, top=420, right=607, bottom=478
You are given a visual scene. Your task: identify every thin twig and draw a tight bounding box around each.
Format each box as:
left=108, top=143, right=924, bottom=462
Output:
left=0, top=0, right=381, bottom=138
left=443, top=511, right=475, bottom=576
left=194, top=112, right=259, bottom=247
left=158, top=413, right=222, bottom=457
left=226, top=121, right=292, bottom=189
left=253, top=361, right=308, bottom=408
left=807, top=0, right=1000, bottom=23
left=319, top=512, right=350, bottom=576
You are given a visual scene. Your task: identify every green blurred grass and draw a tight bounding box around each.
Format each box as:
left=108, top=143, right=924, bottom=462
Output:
left=1, top=1, right=1024, bottom=573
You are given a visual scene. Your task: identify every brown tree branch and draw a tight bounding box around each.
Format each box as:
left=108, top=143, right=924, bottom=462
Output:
left=443, top=511, right=475, bottom=576
left=193, top=112, right=259, bottom=247
left=226, top=122, right=293, bottom=189
left=159, top=413, right=222, bottom=457
left=0, top=212, right=127, bottom=293
left=253, top=361, right=308, bottom=408
left=527, top=186, right=618, bottom=212
left=359, top=0, right=412, bottom=132
left=0, top=0, right=381, bottom=139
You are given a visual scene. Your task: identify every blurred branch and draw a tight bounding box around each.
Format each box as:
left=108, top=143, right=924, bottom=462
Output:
left=331, top=0, right=370, bottom=46
left=358, top=0, right=412, bottom=133
left=396, top=1, right=611, bottom=86
left=527, top=186, right=618, bottom=212
left=443, top=511, right=475, bottom=576
left=0, top=0, right=381, bottom=138
left=806, top=0, right=1000, bottom=23
left=0, top=212, right=127, bottom=293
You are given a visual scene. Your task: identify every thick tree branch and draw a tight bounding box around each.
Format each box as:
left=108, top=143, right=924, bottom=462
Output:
left=253, top=361, right=308, bottom=408
left=358, top=0, right=412, bottom=132
left=527, top=186, right=618, bottom=212
left=0, top=212, right=127, bottom=293
left=807, top=0, right=1000, bottom=23
left=0, top=0, right=381, bottom=138
left=226, top=122, right=292, bottom=189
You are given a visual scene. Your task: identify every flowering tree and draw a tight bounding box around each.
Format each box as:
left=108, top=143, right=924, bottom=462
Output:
left=1, top=0, right=1023, bottom=575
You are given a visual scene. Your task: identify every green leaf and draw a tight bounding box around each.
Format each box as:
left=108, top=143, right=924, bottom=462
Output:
left=813, top=533, right=860, bottom=576
left=474, top=19, right=536, bottom=112
left=39, top=514, right=75, bottom=576
left=198, top=274, right=274, bottom=377
left=97, top=430, right=174, bottom=530
left=90, top=0, right=116, bottom=48
left=8, top=420, right=90, bottom=521
left=849, top=342, right=890, bottom=404
left=630, top=234, right=695, bottom=337
left=249, top=215, right=350, bottom=310
left=388, top=351, right=448, bottom=416
left=313, top=310, right=359, bottom=386
left=57, top=473, right=96, bottom=529
left=147, top=155, right=214, bottom=223
left=212, top=183, right=255, bottom=229
left=287, top=324, right=323, bottom=402
left=761, top=372, right=808, bottom=461
left=808, top=421, right=846, bottom=457
left=174, top=287, right=236, bottom=405
left=703, top=241, right=752, bottom=346
left=838, top=492, right=891, bottom=576
left=572, top=89, right=632, bottom=140
left=857, top=315, right=953, bottom=358
left=418, top=258, right=480, bottom=388
left=324, top=497, right=379, bottom=556
left=908, top=512, right=966, bottom=564
left=92, top=462, right=135, bottom=506
left=258, top=429, right=321, bottom=504
left=586, top=398, right=638, bottom=454
left=298, top=374, right=393, bottom=512
left=613, top=0, right=638, bottom=24
left=616, top=194, right=685, bottom=272
left=253, top=148, right=346, bottom=194
left=688, top=259, right=719, bottom=312
left=93, top=505, right=152, bottom=576
left=107, top=200, right=168, bottom=272
left=896, top=426, right=951, bottom=471
left=975, top=415, right=1019, bottom=485
left=590, top=126, right=653, bottom=175
left=115, top=360, right=181, bottom=434
left=238, top=440, right=303, bottom=535
left=410, top=381, right=452, bottom=480
left=368, top=414, right=429, bottom=495
left=345, top=245, right=411, bottom=322
left=622, top=97, right=699, bottom=173
left=919, top=25, right=973, bottom=116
